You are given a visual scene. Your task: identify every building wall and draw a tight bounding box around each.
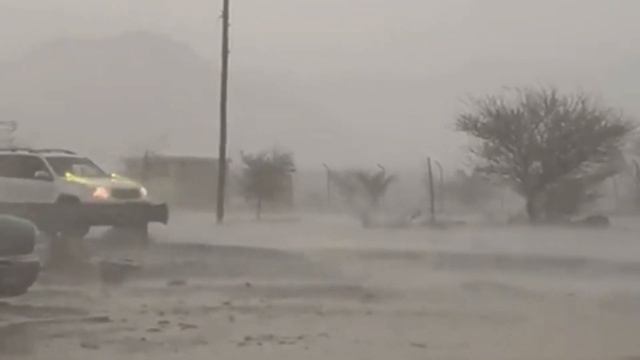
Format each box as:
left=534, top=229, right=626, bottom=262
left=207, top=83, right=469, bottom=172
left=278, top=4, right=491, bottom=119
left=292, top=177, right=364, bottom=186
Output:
left=120, top=154, right=294, bottom=212
left=121, top=155, right=221, bottom=210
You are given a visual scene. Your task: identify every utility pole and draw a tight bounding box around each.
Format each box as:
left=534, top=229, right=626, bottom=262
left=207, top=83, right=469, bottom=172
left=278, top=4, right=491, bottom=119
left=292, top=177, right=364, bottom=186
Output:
left=427, top=157, right=436, bottom=224
left=141, top=150, right=150, bottom=183
left=216, top=0, right=230, bottom=224
left=434, top=160, right=444, bottom=213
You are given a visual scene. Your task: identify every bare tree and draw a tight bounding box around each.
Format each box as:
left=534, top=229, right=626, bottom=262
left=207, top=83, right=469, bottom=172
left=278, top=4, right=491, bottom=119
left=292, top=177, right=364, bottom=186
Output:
left=457, top=87, right=633, bottom=222
left=240, top=150, right=295, bottom=220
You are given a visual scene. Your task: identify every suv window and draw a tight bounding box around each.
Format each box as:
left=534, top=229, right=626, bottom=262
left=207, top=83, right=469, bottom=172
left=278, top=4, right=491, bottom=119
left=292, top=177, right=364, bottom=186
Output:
left=46, top=156, right=108, bottom=178
left=0, top=154, right=50, bottom=179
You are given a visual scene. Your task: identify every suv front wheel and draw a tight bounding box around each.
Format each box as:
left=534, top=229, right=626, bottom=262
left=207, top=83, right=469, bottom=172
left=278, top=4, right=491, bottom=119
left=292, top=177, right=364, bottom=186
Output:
left=55, top=195, right=90, bottom=239
left=102, top=223, right=151, bottom=247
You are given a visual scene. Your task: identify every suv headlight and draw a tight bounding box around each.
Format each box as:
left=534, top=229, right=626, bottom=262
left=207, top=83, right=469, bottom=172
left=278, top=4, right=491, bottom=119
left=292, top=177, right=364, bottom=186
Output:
left=93, top=187, right=110, bottom=200
left=140, top=187, right=148, bottom=198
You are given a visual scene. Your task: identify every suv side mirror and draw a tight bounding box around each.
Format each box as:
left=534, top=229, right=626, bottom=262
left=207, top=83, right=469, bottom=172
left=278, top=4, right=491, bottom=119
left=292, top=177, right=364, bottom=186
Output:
left=34, top=170, right=53, bottom=181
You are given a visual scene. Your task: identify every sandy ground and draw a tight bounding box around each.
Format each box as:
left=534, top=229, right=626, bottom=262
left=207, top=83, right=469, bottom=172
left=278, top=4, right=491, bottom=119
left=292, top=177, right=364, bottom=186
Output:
left=3, top=212, right=640, bottom=360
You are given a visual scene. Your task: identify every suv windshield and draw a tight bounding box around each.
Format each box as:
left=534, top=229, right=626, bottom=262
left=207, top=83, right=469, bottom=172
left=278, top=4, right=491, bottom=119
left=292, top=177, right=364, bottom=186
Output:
left=46, top=156, right=108, bottom=178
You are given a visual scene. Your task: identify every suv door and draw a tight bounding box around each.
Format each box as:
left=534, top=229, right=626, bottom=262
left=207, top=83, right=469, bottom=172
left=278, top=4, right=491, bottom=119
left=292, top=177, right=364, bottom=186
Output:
left=0, top=154, right=57, bottom=203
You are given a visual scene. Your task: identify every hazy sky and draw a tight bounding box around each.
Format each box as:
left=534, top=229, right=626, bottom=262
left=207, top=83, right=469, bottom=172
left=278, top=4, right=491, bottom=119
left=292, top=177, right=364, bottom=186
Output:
left=1, top=0, right=640, bottom=170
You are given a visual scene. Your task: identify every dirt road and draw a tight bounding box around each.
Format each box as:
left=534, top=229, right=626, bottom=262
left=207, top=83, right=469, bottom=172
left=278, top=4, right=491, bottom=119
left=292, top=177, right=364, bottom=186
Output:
left=3, top=214, right=640, bottom=359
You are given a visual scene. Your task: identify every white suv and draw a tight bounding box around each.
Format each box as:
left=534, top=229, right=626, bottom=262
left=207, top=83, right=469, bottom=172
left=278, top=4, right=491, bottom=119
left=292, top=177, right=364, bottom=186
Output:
left=0, top=148, right=168, bottom=239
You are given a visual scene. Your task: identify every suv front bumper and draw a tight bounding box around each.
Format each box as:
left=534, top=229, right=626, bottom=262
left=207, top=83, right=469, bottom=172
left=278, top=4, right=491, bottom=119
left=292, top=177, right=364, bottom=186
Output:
left=80, top=202, right=169, bottom=226
left=0, top=202, right=169, bottom=233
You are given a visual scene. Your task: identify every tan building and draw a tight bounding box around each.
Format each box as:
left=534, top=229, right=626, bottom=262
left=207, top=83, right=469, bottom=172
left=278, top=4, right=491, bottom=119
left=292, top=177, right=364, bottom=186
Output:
left=121, top=153, right=224, bottom=210
left=120, top=153, right=294, bottom=211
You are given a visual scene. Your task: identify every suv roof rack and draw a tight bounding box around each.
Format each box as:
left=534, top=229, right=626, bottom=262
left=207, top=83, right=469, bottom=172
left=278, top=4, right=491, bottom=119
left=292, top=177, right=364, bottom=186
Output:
left=0, top=147, right=34, bottom=153
left=33, top=149, right=76, bottom=155
left=0, top=148, right=77, bottom=155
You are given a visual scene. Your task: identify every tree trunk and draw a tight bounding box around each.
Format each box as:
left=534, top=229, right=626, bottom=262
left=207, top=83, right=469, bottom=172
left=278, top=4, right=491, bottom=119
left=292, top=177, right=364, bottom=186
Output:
left=525, top=195, right=539, bottom=223
left=371, top=196, right=381, bottom=210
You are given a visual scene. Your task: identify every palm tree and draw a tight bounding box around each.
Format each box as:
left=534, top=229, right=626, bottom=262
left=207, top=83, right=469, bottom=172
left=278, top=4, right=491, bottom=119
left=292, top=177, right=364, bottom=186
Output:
left=354, top=169, right=396, bottom=208
left=330, top=168, right=396, bottom=226
left=353, top=169, right=396, bottom=227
